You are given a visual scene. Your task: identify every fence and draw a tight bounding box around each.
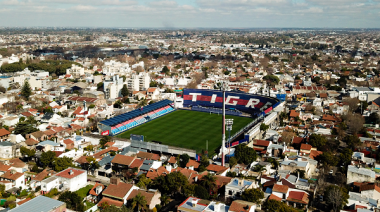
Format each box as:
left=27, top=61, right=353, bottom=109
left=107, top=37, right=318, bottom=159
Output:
left=85, top=205, right=98, bottom=212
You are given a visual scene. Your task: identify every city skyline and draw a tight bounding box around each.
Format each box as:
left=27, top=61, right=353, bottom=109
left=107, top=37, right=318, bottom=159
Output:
left=0, top=0, right=379, bottom=28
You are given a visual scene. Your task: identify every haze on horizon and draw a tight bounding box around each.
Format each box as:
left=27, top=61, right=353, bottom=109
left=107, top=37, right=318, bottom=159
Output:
left=0, top=0, right=379, bottom=28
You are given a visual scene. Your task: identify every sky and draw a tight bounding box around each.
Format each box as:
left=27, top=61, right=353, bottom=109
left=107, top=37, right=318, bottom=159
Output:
left=0, top=0, right=380, bottom=28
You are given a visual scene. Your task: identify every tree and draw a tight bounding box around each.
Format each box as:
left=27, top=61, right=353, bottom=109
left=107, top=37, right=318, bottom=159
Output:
left=343, top=134, right=360, bottom=150
left=54, top=157, right=73, bottom=171
left=263, top=75, right=280, bottom=86
left=194, top=185, right=209, bottom=199
left=200, top=173, right=216, bottom=194
left=316, top=151, right=338, bottom=167
left=369, top=112, right=380, bottom=124
left=281, top=131, right=294, bottom=147
left=241, top=188, right=264, bottom=204
left=97, top=82, right=104, bottom=91
left=179, top=154, right=190, bottom=168
left=162, top=66, right=170, bottom=75
left=84, top=157, right=100, bottom=174
left=113, top=100, right=123, bottom=108
left=260, top=123, right=269, bottom=132
left=14, top=122, right=38, bottom=137
left=40, top=151, right=56, bottom=168
left=228, top=157, right=237, bottom=167
left=343, top=98, right=359, bottom=112
left=154, top=171, right=188, bottom=196
left=253, top=165, right=267, bottom=176
left=121, top=84, right=129, bottom=97
left=345, top=112, right=364, bottom=134
left=160, top=195, right=170, bottom=206
left=235, top=144, right=257, bottom=165
left=198, top=155, right=209, bottom=172
left=131, top=193, right=147, bottom=212
left=325, top=185, right=349, bottom=212
left=58, top=191, right=85, bottom=212
left=263, top=199, right=297, bottom=212
left=339, top=148, right=353, bottom=171
left=21, top=80, right=32, bottom=100
left=20, top=146, right=35, bottom=159
left=99, top=136, right=112, bottom=148
left=308, top=133, right=327, bottom=149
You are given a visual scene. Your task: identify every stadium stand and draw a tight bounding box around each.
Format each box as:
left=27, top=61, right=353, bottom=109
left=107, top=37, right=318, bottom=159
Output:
left=191, top=106, right=242, bottom=116
left=100, top=100, right=175, bottom=135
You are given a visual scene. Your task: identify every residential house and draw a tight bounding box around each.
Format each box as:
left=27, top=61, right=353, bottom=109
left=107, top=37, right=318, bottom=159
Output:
left=229, top=200, right=258, bottom=212
left=0, top=141, right=14, bottom=159
left=41, top=167, right=87, bottom=194
left=347, top=165, right=376, bottom=184
left=206, top=164, right=230, bottom=176
left=0, top=128, right=11, bottom=141
left=279, top=156, right=318, bottom=178
left=0, top=170, right=25, bottom=191
left=126, top=189, right=161, bottom=210
left=88, top=182, right=105, bottom=203
left=225, top=178, right=258, bottom=199
left=111, top=154, right=136, bottom=173
left=178, top=197, right=210, bottom=212
left=147, top=87, right=160, bottom=100
left=26, top=131, right=47, bottom=142
left=98, top=178, right=137, bottom=207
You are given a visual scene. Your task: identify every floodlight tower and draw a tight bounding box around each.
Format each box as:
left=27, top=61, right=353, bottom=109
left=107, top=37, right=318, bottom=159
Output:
left=226, top=119, right=234, bottom=154
left=221, top=82, right=227, bottom=167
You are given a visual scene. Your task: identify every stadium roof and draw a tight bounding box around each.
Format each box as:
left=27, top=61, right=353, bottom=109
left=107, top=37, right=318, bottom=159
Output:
left=9, top=195, right=65, bottom=212
left=100, top=99, right=173, bottom=126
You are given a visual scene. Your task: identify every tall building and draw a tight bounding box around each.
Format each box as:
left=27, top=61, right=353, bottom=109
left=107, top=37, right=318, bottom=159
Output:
left=125, top=72, right=150, bottom=92
left=104, top=75, right=124, bottom=99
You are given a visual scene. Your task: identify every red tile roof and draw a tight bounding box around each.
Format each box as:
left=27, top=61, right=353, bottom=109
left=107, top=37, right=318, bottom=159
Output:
left=97, top=197, right=124, bottom=208
left=0, top=128, right=11, bottom=137
left=253, top=140, right=270, bottom=147
left=273, top=184, right=289, bottom=194
left=89, top=182, right=105, bottom=196
left=300, top=144, right=312, bottom=151
left=186, top=160, right=200, bottom=168
left=1, top=171, right=24, bottom=181
left=111, top=154, right=135, bottom=166
left=290, top=110, right=300, bottom=117
left=286, top=191, right=309, bottom=204
left=126, top=190, right=155, bottom=205
left=268, top=194, right=282, bottom=201
left=168, top=156, right=177, bottom=164
left=206, top=164, right=229, bottom=174
left=55, top=168, right=85, bottom=179
left=102, top=182, right=133, bottom=199
left=129, top=159, right=144, bottom=169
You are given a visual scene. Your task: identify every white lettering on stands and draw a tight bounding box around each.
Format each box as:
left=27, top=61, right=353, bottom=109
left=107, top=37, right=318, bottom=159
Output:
left=189, top=93, right=202, bottom=102
left=260, top=102, right=273, bottom=111
left=245, top=98, right=260, bottom=108
left=210, top=94, right=217, bottom=103
left=225, top=96, right=240, bottom=105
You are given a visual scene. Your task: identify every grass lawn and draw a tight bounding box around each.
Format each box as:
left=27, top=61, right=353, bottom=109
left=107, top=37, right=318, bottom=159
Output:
left=84, top=201, right=95, bottom=211
left=76, top=185, right=94, bottom=199
left=116, top=110, right=252, bottom=153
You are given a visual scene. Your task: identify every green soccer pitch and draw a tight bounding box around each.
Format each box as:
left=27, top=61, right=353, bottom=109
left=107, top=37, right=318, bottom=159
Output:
left=115, top=110, right=252, bottom=153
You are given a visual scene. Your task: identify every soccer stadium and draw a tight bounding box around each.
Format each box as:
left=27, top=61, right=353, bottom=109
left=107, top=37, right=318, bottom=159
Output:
left=97, top=89, right=281, bottom=154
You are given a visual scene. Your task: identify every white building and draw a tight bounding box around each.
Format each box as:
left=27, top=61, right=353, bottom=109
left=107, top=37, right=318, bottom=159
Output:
left=41, top=167, right=87, bottom=194
left=125, top=72, right=150, bottom=92
left=0, top=170, right=25, bottom=191
left=66, top=64, right=85, bottom=78
left=225, top=178, right=258, bottom=199
left=104, top=75, right=124, bottom=99
left=347, top=165, right=376, bottom=184
left=103, top=60, right=132, bottom=75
